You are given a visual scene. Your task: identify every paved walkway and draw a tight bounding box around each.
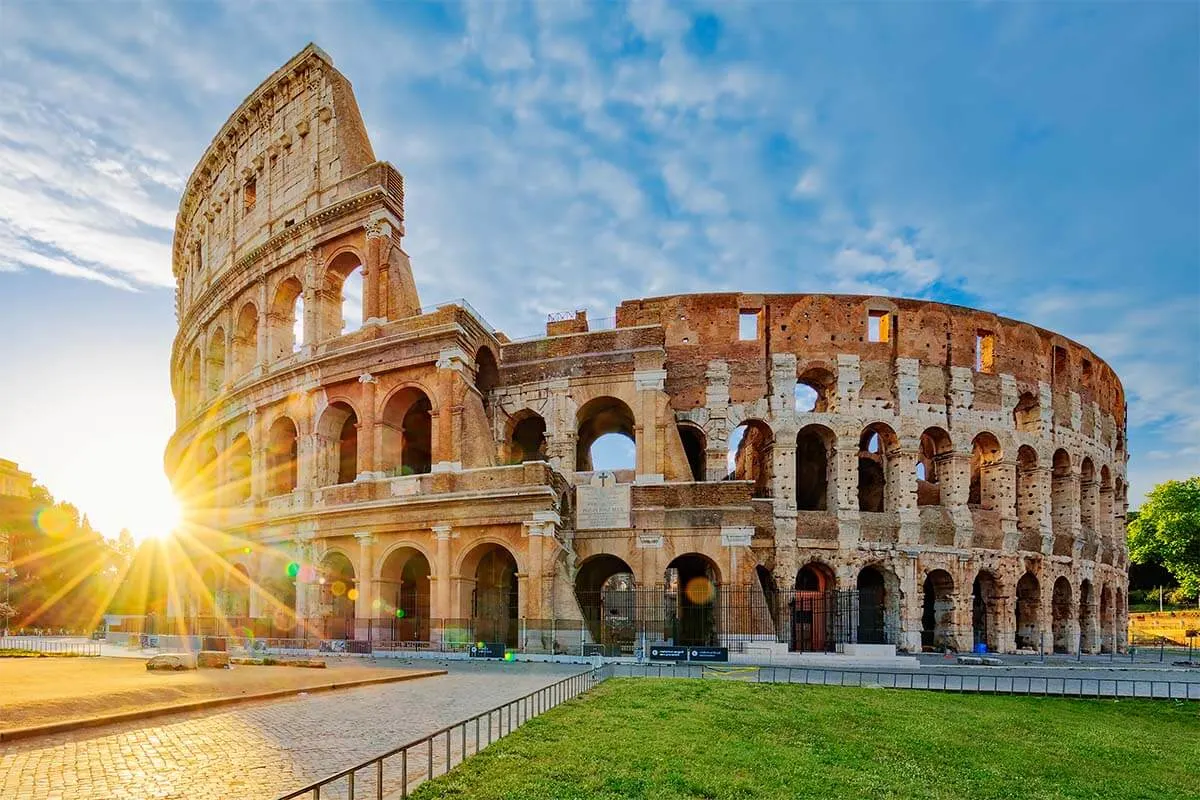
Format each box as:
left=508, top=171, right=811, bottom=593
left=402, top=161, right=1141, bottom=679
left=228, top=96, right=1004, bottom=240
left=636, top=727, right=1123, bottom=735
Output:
left=0, top=661, right=582, bottom=800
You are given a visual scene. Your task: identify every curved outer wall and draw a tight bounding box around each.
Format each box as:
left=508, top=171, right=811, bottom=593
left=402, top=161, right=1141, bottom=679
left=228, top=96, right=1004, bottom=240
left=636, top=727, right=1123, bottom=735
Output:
left=167, top=46, right=1129, bottom=656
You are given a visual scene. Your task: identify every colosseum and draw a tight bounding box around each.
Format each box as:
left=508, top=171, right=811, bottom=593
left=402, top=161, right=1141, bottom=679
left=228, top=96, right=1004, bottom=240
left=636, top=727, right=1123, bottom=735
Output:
left=165, top=44, right=1129, bottom=658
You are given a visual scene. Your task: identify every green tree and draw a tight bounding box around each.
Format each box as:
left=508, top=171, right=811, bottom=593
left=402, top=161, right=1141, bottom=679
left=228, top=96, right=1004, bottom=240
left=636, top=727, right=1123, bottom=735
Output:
left=1127, top=476, right=1200, bottom=596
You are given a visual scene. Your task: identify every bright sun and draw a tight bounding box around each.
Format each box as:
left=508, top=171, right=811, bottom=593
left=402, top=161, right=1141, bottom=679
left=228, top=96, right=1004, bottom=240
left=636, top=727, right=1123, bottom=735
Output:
left=127, top=491, right=184, bottom=543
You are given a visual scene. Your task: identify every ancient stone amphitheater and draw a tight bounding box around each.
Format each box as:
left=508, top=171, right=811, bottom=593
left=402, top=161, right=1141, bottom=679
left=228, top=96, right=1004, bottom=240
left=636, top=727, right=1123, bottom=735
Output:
left=166, top=45, right=1129, bottom=658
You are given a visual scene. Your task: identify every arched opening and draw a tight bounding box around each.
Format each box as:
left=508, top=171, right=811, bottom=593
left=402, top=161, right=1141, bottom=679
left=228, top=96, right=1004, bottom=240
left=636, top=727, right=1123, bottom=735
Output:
left=1099, top=465, right=1114, bottom=542
left=855, top=565, right=899, bottom=645
left=469, top=545, right=519, bottom=648
left=968, top=432, right=1003, bottom=509
left=573, top=554, right=636, bottom=653
left=474, top=346, right=499, bottom=408
left=576, top=396, right=636, bottom=472
left=726, top=420, right=773, bottom=498
left=1079, top=579, right=1096, bottom=654
left=206, top=328, right=226, bottom=398
left=1099, top=584, right=1114, bottom=653
left=857, top=423, right=898, bottom=512
left=229, top=433, right=252, bottom=504
left=796, top=367, right=835, bottom=413
left=187, top=348, right=201, bottom=411
left=1016, top=446, right=1041, bottom=549
left=916, top=427, right=952, bottom=507
left=510, top=413, right=547, bottom=464
left=268, top=277, right=304, bottom=361
left=1052, top=576, right=1073, bottom=653
left=971, top=571, right=1002, bottom=653
left=226, top=563, right=251, bottom=618
left=341, top=267, right=364, bottom=335
left=317, top=552, right=356, bottom=639
left=791, top=562, right=835, bottom=652
left=1051, top=449, right=1073, bottom=552
left=677, top=423, right=706, bottom=482
left=1079, top=457, right=1096, bottom=536
left=921, top=569, right=956, bottom=651
left=795, top=424, right=834, bottom=511
left=1014, top=391, right=1039, bottom=432
left=381, top=388, right=433, bottom=476
left=1015, top=572, right=1041, bottom=650
left=665, top=553, right=720, bottom=646
left=232, top=302, right=258, bottom=378
left=316, top=402, right=358, bottom=486
left=266, top=416, right=299, bottom=496
left=378, top=547, right=431, bottom=643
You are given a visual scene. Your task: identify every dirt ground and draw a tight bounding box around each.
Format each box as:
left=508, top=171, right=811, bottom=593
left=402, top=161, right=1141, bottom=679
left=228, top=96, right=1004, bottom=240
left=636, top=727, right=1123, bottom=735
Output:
left=0, top=656, right=440, bottom=731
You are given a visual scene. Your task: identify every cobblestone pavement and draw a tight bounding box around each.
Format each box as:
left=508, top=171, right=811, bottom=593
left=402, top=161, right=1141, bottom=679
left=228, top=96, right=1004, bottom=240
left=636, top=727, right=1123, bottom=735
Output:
left=0, top=661, right=584, bottom=800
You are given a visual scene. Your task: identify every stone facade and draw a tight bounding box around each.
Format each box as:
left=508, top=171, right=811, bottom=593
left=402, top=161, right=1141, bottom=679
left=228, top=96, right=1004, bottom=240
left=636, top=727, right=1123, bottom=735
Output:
left=165, top=45, right=1129, bottom=655
left=0, top=459, right=33, bottom=500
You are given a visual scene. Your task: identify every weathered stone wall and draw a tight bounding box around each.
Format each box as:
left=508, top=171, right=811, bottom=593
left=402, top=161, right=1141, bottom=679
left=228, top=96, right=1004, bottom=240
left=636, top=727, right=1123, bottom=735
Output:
left=167, top=45, right=1130, bottom=656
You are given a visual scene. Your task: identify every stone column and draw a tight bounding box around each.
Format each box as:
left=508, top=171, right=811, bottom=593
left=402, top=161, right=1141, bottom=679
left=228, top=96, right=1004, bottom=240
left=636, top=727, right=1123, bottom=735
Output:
left=705, top=361, right=731, bottom=481
left=940, top=451, right=973, bottom=548
left=293, top=536, right=315, bottom=622
left=356, top=373, right=379, bottom=479
left=255, top=280, right=268, bottom=373
left=834, top=434, right=861, bottom=548
left=354, top=533, right=375, bottom=639
left=434, top=348, right=469, bottom=472
left=892, top=446, right=920, bottom=545
left=432, top=524, right=452, bottom=621
left=993, top=460, right=1019, bottom=551
left=634, top=369, right=667, bottom=483
left=248, top=410, right=266, bottom=501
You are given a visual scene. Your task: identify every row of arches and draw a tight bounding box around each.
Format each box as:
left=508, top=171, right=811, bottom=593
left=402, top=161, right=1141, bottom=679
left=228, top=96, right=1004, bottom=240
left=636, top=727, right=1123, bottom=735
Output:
left=181, top=253, right=366, bottom=412
left=186, top=344, right=500, bottom=504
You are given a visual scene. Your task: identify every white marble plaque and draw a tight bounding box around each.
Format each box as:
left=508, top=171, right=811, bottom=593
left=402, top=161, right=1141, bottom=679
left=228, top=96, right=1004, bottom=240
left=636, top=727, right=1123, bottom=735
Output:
left=576, top=471, right=632, bottom=530
left=721, top=526, right=753, bottom=546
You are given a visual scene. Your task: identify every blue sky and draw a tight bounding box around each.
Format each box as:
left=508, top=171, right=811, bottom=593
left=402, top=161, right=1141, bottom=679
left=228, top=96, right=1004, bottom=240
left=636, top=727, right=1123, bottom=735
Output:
left=0, top=0, right=1196, bottom=538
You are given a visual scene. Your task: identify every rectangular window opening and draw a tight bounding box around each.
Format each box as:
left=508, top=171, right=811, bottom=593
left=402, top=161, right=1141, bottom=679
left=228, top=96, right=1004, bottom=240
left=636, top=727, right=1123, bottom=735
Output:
left=244, top=178, right=257, bottom=213
left=975, top=330, right=995, bottom=373
left=868, top=310, right=890, bottom=343
left=1052, top=346, right=1068, bottom=384
left=738, top=310, right=760, bottom=341
left=1082, top=358, right=1093, bottom=384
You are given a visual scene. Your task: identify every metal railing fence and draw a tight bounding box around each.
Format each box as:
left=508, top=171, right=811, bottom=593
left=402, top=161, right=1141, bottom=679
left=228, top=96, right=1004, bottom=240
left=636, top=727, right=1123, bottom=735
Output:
left=607, top=662, right=1200, bottom=701
left=276, top=668, right=605, bottom=800
left=0, top=636, right=101, bottom=656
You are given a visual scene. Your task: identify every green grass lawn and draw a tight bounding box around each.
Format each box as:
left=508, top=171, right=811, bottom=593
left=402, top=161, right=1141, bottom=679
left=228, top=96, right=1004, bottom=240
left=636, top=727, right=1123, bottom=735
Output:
left=411, top=678, right=1199, bottom=800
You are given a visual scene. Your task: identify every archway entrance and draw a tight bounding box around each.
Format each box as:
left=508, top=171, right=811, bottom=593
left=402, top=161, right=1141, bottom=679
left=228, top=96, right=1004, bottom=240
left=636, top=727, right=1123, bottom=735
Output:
left=665, top=554, right=720, bottom=646
left=1052, top=577, right=1073, bottom=653
left=791, top=562, right=835, bottom=652
left=318, top=552, right=356, bottom=640
left=971, top=571, right=1002, bottom=653
left=856, top=565, right=899, bottom=645
left=573, top=555, right=636, bottom=655
left=471, top=545, right=518, bottom=648
left=921, top=570, right=955, bottom=651
left=1079, top=580, right=1096, bottom=653
left=1099, top=585, right=1114, bottom=653
left=378, top=547, right=431, bottom=644
left=1015, top=572, right=1041, bottom=651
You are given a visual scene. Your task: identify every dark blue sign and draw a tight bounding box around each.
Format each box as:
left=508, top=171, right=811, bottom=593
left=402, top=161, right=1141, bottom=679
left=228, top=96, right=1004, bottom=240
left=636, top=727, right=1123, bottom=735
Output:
left=687, top=647, right=729, bottom=662
left=648, top=644, right=728, bottom=662
left=469, top=642, right=507, bottom=658
left=648, top=645, right=688, bottom=661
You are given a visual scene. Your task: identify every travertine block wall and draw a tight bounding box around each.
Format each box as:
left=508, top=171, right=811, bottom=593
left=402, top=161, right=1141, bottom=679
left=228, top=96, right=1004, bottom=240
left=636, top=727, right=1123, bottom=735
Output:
left=167, top=45, right=1129, bottom=656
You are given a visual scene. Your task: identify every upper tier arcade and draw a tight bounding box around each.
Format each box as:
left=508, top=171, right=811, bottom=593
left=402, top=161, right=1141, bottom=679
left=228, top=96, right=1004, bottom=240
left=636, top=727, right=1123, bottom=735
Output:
left=170, top=44, right=417, bottom=409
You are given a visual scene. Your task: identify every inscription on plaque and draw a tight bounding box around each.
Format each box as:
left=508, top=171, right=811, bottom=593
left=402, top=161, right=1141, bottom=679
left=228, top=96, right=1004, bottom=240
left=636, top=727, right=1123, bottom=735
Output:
left=576, top=471, right=632, bottom=530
